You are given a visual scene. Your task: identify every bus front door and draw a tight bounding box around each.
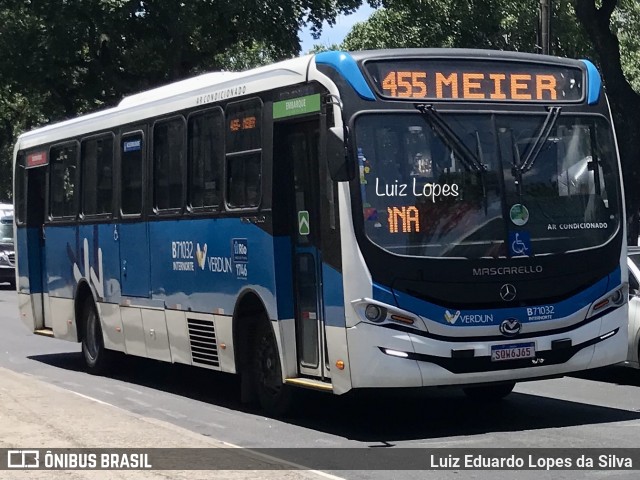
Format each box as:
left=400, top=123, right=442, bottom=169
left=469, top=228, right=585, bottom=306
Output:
left=279, top=120, right=328, bottom=380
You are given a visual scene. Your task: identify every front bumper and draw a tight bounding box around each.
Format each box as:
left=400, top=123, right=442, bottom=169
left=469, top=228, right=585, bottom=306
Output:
left=346, top=304, right=627, bottom=388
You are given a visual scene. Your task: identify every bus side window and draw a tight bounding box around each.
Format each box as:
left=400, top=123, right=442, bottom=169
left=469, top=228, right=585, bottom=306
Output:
left=82, top=135, right=114, bottom=216
left=227, top=152, right=261, bottom=208
left=50, top=143, right=79, bottom=219
left=225, top=98, right=262, bottom=209
left=153, top=117, right=186, bottom=211
left=121, top=134, right=144, bottom=216
left=188, top=108, right=224, bottom=210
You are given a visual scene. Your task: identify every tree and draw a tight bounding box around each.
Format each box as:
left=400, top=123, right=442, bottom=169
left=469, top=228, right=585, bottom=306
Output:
left=614, top=0, right=640, bottom=92
left=574, top=0, right=640, bottom=241
left=0, top=0, right=369, bottom=201
left=343, top=1, right=591, bottom=58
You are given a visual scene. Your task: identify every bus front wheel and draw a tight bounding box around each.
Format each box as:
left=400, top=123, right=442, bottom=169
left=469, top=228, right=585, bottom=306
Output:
left=81, top=298, right=110, bottom=374
left=462, top=382, right=516, bottom=401
left=252, top=319, right=293, bottom=416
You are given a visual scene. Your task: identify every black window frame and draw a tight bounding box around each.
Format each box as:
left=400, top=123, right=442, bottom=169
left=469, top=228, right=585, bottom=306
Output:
left=120, top=130, right=146, bottom=219
left=48, top=140, right=80, bottom=221
left=187, top=107, right=225, bottom=213
left=80, top=132, right=115, bottom=219
left=14, top=151, right=26, bottom=226
left=224, top=97, right=263, bottom=211
left=152, top=115, right=187, bottom=215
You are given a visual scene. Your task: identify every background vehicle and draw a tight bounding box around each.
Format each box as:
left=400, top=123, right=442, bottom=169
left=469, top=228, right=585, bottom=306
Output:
left=0, top=203, right=13, bottom=218
left=13, top=49, right=628, bottom=414
left=0, top=216, right=15, bottom=287
left=626, top=247, right=640, bottom=366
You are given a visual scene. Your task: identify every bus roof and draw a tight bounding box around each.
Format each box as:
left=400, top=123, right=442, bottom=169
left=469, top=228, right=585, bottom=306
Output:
left=17, top=54, right=314, bottom=150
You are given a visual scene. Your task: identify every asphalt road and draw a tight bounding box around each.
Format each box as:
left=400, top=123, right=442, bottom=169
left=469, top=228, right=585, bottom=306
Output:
left=2, top=285, right=640, bottom=479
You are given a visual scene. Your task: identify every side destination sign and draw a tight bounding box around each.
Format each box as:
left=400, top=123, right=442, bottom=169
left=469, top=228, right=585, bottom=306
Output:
left=273, top=94, right=321, bottom=119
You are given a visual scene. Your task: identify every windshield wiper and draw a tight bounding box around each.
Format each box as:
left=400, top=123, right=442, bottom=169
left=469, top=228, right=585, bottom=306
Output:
left=517, top=106, right=561, bottom=174
left=415, top=104, right=487, bottom=173
left=475, top=130, right=489, bottom=214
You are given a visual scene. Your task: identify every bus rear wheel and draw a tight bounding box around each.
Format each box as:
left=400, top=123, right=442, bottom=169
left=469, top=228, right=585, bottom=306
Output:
left=252, top=319, right=293, bottom=416
left=462, top=382, right=515, bottom=401
left=81, top=298, right=110, bottom=374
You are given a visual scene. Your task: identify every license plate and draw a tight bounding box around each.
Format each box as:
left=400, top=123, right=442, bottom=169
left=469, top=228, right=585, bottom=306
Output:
left=491, top=342, right=536, bottom=362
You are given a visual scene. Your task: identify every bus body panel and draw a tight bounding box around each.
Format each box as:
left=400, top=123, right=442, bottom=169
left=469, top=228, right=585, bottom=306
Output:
left=118, top=222, right=151, bottom=298
left=99, top=300, right=125, bottom=353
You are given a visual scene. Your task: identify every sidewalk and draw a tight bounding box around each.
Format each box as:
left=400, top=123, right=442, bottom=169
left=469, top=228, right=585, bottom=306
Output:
left=0, top=366, right=331, bottom=480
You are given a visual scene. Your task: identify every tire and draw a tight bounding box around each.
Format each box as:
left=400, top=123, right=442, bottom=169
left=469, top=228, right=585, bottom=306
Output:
left=81, top=298, right=110, bottom=374
left=463, top=382, right=516, bottom=401
left=252, top=318, right=294, bottom=416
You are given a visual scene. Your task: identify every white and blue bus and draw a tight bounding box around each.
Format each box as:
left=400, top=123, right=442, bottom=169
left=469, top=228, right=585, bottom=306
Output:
left=14, top=49, right=628, bottom=414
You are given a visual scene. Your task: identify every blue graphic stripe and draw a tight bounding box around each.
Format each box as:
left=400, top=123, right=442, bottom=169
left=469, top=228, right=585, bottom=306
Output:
left=373, top=283, right=396, bottom=306
left=315, top=51, right=375, bottom=100
left=322, top=263, right=346, bottom=327
left=581, top=59, right=601, bottom=105
left=373, top=268, right=619, bottom=327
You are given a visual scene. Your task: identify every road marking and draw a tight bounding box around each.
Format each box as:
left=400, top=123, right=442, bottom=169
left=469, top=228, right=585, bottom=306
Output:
left=220, top=440, right=346, bottom=480
left=69, top=390, right=116, bottom=407
left=205, top=422, right=227, bottom=429
left=94, top=387, right=115, bottom=395
left=155, top=407, right=187, bottom=419
left=125, top=396, right=152, bottom=408
left=63, top=380, right=82, bottom=388
left=115, top=384, right=144, bottom=395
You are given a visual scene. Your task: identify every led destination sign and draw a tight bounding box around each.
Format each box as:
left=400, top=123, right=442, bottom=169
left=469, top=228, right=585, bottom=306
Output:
left=365, top=60, right=584, bottom=102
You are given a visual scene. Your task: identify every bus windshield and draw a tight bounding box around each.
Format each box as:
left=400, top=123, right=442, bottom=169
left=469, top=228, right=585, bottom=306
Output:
left=355, top=112, right=620, bottom=258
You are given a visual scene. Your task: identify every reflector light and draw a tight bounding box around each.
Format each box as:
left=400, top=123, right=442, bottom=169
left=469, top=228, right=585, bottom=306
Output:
left=390, top=314, right=414, bottom=325
left=593, top=299, right=609, bottom=311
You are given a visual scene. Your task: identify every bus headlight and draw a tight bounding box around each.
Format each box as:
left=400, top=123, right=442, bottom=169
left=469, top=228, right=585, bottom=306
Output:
left=0, top=252, right=9, bottom=266
left=610, top=288, right=625, bottom=306
left=365, top=304, right=386, bottom=323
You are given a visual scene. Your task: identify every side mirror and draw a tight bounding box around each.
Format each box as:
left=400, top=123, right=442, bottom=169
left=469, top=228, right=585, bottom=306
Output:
left=327, top=126, right=354, bottom=182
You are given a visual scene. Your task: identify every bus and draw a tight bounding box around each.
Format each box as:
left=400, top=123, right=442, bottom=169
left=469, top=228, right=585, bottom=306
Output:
left=13, top=49, right=628, bottom=414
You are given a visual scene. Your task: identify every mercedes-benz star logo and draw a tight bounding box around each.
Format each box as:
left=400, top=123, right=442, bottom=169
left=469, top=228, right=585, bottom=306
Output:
left=499, top=283, right=517, bottom=301
left=500, top=318, right=522, bottom=337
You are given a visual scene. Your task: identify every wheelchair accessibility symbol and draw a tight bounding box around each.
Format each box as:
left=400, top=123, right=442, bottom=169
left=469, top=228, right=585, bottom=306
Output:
left=509, top=231, right=532, bottom=257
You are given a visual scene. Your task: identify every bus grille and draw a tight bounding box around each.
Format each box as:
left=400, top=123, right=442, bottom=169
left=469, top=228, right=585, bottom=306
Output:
left=7, top=253, right=15, bottom=265
left=187, top=318, right=219, bottom=368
